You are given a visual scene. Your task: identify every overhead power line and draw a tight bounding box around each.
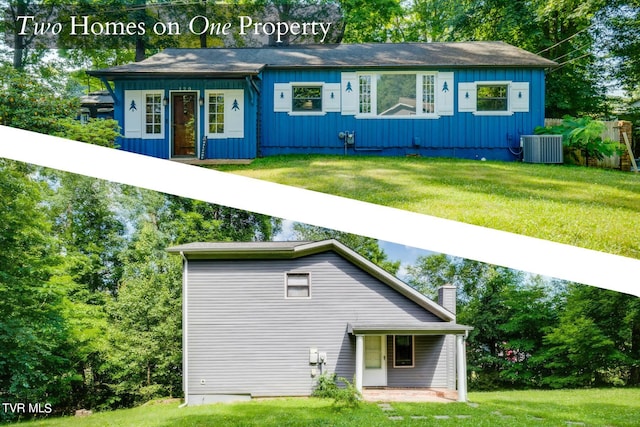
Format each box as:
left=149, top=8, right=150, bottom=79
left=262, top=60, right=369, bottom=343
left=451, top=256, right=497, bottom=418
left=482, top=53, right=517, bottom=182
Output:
left=536, top=25, right=594, bottom=55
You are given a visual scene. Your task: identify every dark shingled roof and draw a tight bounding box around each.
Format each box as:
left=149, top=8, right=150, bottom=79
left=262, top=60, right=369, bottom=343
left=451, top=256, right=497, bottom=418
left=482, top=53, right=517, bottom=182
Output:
left=89, top=42, right=557, bottom=78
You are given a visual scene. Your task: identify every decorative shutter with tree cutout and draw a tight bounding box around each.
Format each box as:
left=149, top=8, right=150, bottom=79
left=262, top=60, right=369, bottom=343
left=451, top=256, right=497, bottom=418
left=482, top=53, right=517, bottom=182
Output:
left=435, top=72, right=454, bottom=116
left=274, top=83, right=291, bottom=113
left=341, top=72, right=358, bottom=115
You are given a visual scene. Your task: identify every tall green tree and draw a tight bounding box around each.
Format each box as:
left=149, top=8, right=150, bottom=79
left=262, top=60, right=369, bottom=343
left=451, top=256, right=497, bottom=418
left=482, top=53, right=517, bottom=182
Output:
left=292, top=224, right=400, bottom=275
left=407, top=254, right=561, bottom=389
left=536, top=285, right=640, bottom=387
left=105, top=218, right=182, bottom=407
left=0, top=160, right=74, bottom=421
left=605, top=1, right=640, bottom=94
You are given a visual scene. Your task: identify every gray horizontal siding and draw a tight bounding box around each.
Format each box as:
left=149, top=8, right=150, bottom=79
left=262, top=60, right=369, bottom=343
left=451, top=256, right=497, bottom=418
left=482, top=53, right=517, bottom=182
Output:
left=386, top=335, right=449, bottom=388
left=186, top=252, right=446, bottom=397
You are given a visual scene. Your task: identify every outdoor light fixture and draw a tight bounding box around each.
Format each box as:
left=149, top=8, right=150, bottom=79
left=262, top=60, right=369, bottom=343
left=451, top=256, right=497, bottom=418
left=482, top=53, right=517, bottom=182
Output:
left=199, top=96, right=204, bottom=107
left=163, top=96, right=169, bottom=106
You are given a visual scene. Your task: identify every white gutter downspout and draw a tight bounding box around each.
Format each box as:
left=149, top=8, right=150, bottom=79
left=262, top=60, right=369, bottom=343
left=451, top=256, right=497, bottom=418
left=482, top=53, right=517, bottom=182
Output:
left=456, top=331, right=468, bottom=402
left=180, top=251, right=189, bottom=407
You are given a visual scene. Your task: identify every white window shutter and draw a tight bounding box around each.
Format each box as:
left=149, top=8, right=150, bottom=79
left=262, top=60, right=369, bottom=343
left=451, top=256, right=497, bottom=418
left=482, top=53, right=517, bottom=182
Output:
left=458, top=82, right=477, bottom=113
left=323, top=83, right=341, bottom=112
left=341, top=72, right=358, bottom=115
left=274, top=83, right=291, bottom=112
left=124, top=90, right=142, bottom=138
left=225, top=89, right=244, bottom=138
left=435, top=72, right=454, bottom=116
left=510, top=82, right=530, bottom=112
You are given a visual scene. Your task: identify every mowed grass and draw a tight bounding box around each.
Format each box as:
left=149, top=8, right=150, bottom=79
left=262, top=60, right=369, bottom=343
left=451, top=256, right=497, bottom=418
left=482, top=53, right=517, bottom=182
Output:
left=215, top=155, right=640, bottom=259
left=13, top=389, right=640, bottom=426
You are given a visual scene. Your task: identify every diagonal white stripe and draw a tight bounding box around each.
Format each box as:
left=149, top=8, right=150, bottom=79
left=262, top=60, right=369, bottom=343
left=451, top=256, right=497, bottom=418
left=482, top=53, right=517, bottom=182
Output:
left=0, top=125, right=638, bottom=296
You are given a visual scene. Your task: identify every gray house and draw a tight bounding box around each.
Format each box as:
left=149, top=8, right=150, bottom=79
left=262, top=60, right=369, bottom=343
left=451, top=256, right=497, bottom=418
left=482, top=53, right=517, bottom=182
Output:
left=167, top=239, right=473, bottom=405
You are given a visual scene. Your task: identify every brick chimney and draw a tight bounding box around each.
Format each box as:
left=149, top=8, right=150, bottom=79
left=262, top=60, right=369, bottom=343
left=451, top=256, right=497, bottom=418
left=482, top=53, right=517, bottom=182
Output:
left=438, top=285, right=457, bottom=315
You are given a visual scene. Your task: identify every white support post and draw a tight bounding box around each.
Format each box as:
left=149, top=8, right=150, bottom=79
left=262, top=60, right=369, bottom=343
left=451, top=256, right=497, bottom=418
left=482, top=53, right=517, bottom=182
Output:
left=355, top=335, right=364, bottom=393
left=456, top=334, right=468, bottom=402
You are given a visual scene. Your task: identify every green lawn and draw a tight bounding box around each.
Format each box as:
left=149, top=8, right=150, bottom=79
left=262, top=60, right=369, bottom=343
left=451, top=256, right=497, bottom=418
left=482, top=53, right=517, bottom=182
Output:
left=215, top=155, right=640, bottom=260
left=12, top=389, right=640, bottom=426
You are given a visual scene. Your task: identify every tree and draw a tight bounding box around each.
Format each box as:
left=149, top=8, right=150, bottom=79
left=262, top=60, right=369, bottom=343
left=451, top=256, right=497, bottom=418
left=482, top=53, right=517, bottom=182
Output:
left=340, top=0, right=403, bottom=42
left=0, top=63, right=77, bottom=134
left=105, top=219, right=182, bottom=407
left=292, top=224, right=400, bottom=275
left=605, top=1, right=640, bottom=94
left=406, top=254, right=561, bottom=389
left=536, top=285, right=640, bottom=387
left=48, top=172, right=126, bottom=294
left=0, top=160, right=74, bottom=421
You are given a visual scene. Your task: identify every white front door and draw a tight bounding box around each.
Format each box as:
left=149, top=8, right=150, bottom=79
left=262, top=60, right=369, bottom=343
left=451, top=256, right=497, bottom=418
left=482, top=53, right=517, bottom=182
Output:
left=363, top=335, right=387, bottom=386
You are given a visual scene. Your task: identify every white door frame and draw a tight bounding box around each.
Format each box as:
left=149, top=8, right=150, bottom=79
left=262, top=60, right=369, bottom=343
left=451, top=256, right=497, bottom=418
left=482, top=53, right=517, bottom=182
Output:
left=363, top=335, right=387, bottom=387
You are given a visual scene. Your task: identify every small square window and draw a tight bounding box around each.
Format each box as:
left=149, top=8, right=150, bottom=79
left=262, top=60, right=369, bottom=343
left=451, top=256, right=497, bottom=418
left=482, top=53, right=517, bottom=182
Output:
left=286, top=272, right=310, bottom=298
left=477, top=84, right=508, bottom=112
left=393, top=335, right=414, bottom=368
left=292, top=86, right=322, bottom=112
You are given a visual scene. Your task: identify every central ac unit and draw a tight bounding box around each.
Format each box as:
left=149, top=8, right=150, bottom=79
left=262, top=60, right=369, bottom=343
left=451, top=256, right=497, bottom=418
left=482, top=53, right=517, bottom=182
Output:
left=521, top=135, right=563, bottom=164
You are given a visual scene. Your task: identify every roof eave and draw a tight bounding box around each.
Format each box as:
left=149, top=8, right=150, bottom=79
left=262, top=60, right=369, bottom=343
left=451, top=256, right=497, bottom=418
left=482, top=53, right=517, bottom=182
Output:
left=168, top=239, right=457, bottom=322
left=87, top=70, right=261, bottom=79
left=347, top=322, right=474, bottom=336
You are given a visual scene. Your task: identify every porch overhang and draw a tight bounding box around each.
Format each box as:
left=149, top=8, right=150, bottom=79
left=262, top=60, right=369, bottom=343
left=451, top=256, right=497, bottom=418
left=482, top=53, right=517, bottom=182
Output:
left=347, top=322, right=473, bottom=336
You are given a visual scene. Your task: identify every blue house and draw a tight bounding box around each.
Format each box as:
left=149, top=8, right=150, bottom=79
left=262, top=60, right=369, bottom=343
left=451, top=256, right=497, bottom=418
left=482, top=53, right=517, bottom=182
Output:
left=89, top=42, right=556, bottom=161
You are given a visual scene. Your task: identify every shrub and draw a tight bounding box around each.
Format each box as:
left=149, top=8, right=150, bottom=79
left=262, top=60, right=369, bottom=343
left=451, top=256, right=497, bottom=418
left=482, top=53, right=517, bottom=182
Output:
left=535, top=115, right=622, bottom=162
left=311, top=372, right=361, bottom=409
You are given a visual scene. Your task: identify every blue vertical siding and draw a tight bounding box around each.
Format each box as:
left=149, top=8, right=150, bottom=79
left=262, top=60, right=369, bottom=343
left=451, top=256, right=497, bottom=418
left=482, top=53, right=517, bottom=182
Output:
left=114, top=78, right=257, bottom=159
left=260, top=67, right=547, bottom=161
left=112, top=65, right=547, bottom=161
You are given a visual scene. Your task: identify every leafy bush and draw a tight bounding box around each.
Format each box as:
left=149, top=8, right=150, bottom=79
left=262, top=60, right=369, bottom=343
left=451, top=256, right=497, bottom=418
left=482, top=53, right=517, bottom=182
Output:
left=311, top=372, right=361, bottom=409
left=54, top=117, right=120, bottom=148
left=535, top=115, right=622, bottom=162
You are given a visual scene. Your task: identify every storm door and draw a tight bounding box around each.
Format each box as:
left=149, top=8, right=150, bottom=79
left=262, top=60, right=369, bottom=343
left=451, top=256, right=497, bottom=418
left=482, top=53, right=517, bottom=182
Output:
left=363, top=335, right=387, bottom=386
left=171, top=92, right=197, bottom=157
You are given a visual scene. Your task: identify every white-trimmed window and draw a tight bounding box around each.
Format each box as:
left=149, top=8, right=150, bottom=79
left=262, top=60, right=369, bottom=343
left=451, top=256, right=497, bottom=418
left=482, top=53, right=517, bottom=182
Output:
left=359, top=75, right=372, bottom=114
left=458, top=81, right=529, bottom=115
left=421, top=74, right=436, bottom=114
left=205, top=89, right=244, bottom=139
left=477, top=84, right=508, bottom=112
left=207, top=92, right=225, bottom=135
left=285, top=272, right=310, bottom=298
left=292, top=85, right=322, bottom=112
left=145, top=93, right=163, bottom=135
left=393, top=335, right=414, bottom=368
left=124, top=90, right=165, bottom=139
left=354, top=72, right=441, bottom=117
left=274, top=82, right=340, bottom=114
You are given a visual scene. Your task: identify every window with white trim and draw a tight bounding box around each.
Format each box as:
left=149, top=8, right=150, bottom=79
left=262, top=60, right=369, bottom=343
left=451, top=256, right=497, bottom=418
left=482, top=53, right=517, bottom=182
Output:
left=393, top=335, right=414, bottom=368
left=356, top=72, right=438, bottom=117
left=145, top=93, right=163, bottom=135
left=204, top=89, right=244, bottom=139
left=359, top=75, right=372, bottom=114
left=124, top=90, right=165, bottom=139
left=274, top=82, right=340, bottom=114
left=458, top=81, right=529, bottom=115
left=477, top=84, right=508, bottom=112
left=285, top=272, right=310, bottom=298
left=292, top=86, right=322, bottom=112
left=208, top=92, right=225, bottom=135
left=421, top=74, right=435, bottom=114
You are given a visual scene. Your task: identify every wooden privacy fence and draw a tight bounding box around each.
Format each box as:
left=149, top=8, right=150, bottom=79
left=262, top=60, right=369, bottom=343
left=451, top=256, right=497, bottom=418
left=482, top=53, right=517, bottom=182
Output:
left=544, top=119, right=637, bottom=171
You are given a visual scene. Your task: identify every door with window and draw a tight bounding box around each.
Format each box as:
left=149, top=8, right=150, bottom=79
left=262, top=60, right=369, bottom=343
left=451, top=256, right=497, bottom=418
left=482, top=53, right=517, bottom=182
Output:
left=363, top=335, right=387, bottom=386
left=172, top=92, right=197, bottom=157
